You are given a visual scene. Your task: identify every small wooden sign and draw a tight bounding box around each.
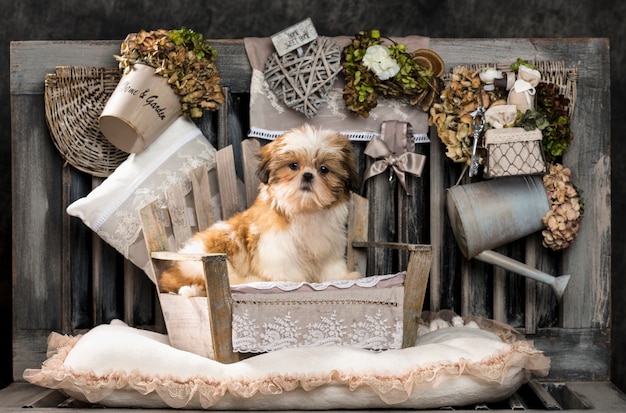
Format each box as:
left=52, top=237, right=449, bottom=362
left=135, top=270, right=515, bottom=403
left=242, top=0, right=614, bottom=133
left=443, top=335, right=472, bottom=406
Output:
left=270, top=18, right=318, bottom=56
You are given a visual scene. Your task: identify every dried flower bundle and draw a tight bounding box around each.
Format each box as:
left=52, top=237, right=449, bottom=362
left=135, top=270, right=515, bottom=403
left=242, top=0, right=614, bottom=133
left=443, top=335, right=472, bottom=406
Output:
left=341, top=30, right=443, bottom=118
left=541, top=164, right=583, bottom=251
left=429, top=66, right=506, bottom=164
left=115, top=27, right=224, bottom=118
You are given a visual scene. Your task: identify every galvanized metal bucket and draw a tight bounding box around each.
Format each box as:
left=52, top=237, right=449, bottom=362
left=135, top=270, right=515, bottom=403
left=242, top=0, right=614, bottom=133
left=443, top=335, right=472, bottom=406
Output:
left=446, top=176, right=570, bottom=300
left=446, top=175, right=549, bottom=259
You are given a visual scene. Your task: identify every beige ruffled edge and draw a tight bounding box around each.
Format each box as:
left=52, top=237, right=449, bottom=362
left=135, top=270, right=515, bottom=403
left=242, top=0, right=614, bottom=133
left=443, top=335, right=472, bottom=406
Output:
left=23, top=329, right=550, bottom=409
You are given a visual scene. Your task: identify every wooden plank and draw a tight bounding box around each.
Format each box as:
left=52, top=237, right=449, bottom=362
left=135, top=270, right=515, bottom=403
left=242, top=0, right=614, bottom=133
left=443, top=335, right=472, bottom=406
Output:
left=203, top=254, right=239, bottom=364
left=138, top=202, right=170, bottom=254
left=165, top=184, right=193, bottom=248
left=532, top=327, right=610, bottom=381
left=10, top=39, right=251, bottom=95
left=190, top=165, right=215, bottom=231
left=123, top=260, right=157, bottom=327
left=217, top=86, right=230, bottom=150
left=0, top=383, right=68, bottom=408
left=215, top=145, right=241, bottom=219
left=12, top=330, right=50, bottom=382
left=352, top=241, right=431, bottom=252
left=241, top=138, right=261, bottom=208
left=402, top=246, right=432, bottom=347
left=61, top=167, right=72, bottom=333
left=366, top=173, right=396, bottom=276
left=347, top=193, right=369, bottom=276
left=67, top=168, right=93, bottom=330
left=428, top=125, right=444, bottom=312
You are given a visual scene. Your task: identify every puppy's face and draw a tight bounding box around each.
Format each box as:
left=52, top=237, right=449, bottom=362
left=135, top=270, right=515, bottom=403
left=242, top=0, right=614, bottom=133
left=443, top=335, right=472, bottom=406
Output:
left=257, top=125, right=359, bottom=214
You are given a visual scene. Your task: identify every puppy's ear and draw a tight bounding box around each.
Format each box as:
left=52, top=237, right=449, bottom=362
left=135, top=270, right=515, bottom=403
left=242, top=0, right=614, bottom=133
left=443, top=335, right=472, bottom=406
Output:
left=339, top=135, right=360, bottom=193
left=256, top=142, right=273, bottom=184
left=345, top=154, right=361, bottom=193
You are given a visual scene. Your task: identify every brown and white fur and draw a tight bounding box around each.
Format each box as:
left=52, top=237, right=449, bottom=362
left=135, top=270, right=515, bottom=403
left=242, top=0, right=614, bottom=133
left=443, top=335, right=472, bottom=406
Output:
left=158, top=124, right=362, bottom=296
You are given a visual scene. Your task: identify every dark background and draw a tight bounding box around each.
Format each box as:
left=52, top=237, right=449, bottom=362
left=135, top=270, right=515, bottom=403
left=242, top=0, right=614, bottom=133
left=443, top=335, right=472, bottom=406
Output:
left=1, top=0, right=623, bottom=391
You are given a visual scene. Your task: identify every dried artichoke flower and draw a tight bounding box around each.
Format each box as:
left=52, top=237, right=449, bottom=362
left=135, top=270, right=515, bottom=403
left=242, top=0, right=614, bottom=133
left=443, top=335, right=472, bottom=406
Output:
left=114, top=27, right=224, bottom=118
left=541, top=163, right=584, bottom=251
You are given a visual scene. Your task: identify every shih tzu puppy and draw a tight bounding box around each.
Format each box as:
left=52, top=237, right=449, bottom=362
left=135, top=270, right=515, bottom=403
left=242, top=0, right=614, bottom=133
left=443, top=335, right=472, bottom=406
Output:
left=158, top=124, right=362, bottom=296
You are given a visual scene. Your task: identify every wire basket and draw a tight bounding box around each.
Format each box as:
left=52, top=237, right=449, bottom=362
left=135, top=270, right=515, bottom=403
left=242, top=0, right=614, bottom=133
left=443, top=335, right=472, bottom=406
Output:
left=44, top=66, right=129, bottom=177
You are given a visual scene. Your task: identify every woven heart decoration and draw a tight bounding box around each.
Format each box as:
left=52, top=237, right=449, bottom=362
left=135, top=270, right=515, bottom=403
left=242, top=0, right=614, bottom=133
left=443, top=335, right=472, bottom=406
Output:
left=264, top=37, right=341, bottom=118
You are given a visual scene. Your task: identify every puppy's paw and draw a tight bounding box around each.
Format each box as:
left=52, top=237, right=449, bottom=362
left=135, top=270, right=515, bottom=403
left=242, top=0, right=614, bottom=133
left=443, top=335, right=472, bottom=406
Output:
left=177, top=284, right=205, bottom=297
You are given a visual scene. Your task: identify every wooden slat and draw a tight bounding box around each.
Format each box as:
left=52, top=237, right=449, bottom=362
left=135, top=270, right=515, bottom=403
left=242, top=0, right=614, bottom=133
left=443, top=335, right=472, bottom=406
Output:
left=0, top=383, right=69, bottom=409
left=138, top=202, right=170, bottom=254
left=428, top=125, right=444, bottom=312
left=165, top=184, right=193, bottom=248
left=190, top=165, right=215, bottom=231
left=203, top=254, right=239, bottom=364
left=11, top=93, right=64, bottom=339
left=241, top=138, right=261, bottom=208
left=215, top=145, right=241, bottom=219
left=10, top=40, right=251, bottom=95
left=347, top=193, right=369, bottom=276
left=367, top=173, right=396, bottom=275
left=68, top=169, right=95, bottom=330
left=217, top=86, right=230, bottom=150
left=61, top=167, right=72, bottom=333
left=352, top=241, right=432, bottom=252
left=402, top=246, right=432, bottom=348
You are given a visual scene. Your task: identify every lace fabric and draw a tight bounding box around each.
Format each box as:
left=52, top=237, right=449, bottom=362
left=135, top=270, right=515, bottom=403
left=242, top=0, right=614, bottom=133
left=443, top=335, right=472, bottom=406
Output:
left=66, top=117, right=217, bottom=283
left=231, top=286, right=405, bottom=352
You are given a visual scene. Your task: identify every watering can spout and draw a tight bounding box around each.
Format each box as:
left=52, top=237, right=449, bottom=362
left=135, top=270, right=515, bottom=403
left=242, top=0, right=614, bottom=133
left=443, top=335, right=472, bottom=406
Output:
left=475, top=250, right=570, bottom=301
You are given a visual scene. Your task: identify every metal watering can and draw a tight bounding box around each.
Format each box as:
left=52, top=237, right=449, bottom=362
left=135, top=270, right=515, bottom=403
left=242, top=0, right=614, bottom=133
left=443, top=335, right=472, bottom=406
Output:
left=446, top=175, right=570, bottom=301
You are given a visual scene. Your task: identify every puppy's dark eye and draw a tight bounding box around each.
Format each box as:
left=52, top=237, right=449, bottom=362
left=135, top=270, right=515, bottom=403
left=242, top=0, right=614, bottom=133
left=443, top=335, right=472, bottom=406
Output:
left=289, top=162, right=299, bottom=171
left=319, top=165, right=329, bottom=174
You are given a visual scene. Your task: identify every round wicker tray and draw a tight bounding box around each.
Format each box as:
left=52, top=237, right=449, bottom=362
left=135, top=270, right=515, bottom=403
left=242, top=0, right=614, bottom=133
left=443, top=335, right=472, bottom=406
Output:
left=44, top=66, right=129, bottom=177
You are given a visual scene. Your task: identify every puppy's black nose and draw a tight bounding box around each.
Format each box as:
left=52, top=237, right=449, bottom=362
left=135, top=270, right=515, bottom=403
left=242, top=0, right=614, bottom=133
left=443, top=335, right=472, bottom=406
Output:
left=303, top=172, right=314, bottom=182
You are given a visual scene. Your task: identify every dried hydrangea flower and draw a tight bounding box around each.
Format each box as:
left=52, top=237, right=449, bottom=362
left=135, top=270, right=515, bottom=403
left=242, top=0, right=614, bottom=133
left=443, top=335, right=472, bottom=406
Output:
left=115, top=28, right=224, bottom=119
left=541, top=163, right=584, bottom=251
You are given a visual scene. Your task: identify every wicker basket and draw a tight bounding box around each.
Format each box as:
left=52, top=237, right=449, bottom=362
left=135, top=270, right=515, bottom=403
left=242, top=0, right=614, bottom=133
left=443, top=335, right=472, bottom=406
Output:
left=44, top=66, right=128, bottom=177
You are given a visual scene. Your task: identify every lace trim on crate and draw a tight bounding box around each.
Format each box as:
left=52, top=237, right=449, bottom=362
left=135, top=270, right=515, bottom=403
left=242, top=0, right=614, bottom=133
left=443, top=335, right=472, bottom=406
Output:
left=232, top=309, right=404, bottom=352
left=229, top=272, right=405, bottom=294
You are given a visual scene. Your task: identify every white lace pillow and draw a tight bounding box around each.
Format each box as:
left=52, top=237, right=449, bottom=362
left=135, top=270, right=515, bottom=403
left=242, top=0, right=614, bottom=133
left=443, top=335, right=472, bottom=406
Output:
left=66, top=116, right=217, bottom=283
left=23, top=320, right=550, bottom=410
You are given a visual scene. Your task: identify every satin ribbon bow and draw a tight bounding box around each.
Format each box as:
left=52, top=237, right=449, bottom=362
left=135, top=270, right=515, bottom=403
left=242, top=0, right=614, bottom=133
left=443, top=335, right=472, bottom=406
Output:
left=363, top=121, right=426, bottom=195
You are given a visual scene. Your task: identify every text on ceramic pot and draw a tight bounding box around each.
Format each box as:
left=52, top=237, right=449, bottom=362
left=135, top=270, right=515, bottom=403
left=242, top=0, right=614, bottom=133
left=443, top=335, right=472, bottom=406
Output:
left=120, top=81, right=168, bottom=120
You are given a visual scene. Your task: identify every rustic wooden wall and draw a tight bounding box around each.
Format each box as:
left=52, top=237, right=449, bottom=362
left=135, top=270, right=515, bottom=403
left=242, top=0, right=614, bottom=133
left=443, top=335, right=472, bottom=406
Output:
left=1, top=0, right=624, bottom=390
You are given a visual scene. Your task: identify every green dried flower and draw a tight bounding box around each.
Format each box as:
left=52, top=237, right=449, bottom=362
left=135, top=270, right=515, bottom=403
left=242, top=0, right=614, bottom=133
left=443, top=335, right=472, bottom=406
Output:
left=114, top=27, right=224, bottom=118
left=341, top=30, right=443, bottom=117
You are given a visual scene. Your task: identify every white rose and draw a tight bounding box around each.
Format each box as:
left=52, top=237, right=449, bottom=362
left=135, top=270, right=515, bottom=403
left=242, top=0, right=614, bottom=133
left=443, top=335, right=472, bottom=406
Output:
left=362, top=45, right=400, bottom=81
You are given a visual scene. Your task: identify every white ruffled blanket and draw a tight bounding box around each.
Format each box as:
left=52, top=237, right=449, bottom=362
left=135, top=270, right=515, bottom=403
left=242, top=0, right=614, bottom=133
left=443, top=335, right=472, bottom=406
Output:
left=23, top=318, right=549, bottom=410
